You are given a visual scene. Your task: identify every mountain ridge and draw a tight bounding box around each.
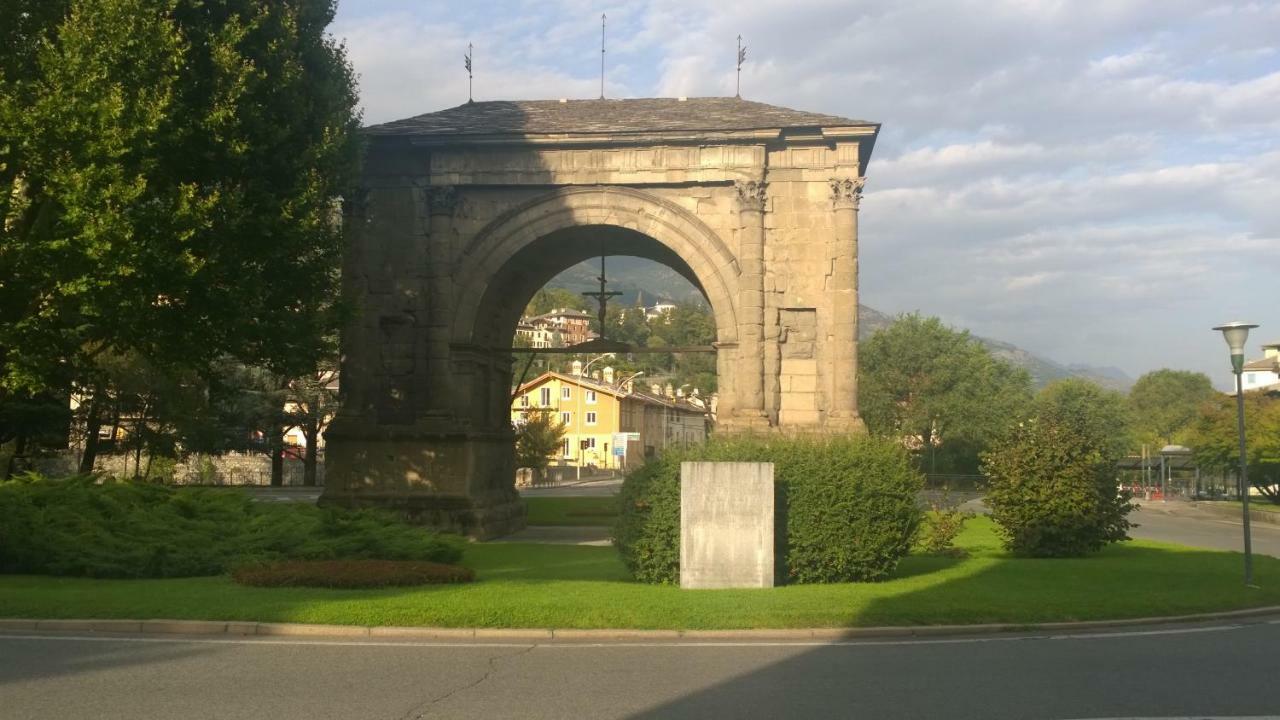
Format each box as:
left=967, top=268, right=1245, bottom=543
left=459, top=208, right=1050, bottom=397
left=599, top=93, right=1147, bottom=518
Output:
left=547, top=257, right=1133, bottom=391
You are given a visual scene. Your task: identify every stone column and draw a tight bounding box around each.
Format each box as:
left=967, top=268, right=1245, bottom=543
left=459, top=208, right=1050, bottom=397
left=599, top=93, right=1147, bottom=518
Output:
left=733, top=180, right=769, bottom=426
left=424, top=186, right=458, bottom=420
left=827, top=177, right=867, bottom=433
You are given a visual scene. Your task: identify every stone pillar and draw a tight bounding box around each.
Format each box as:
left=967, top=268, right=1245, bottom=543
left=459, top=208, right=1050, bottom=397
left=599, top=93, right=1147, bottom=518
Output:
left=424, top=186, right=458, bottom=421
left=732, top=180, right=769, bottom=428
left=827, top=177, right=867, bottom=433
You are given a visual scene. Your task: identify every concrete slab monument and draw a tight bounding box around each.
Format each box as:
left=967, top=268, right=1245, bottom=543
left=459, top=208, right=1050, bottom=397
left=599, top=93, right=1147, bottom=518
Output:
left=681, top=461, right=775, bottom=589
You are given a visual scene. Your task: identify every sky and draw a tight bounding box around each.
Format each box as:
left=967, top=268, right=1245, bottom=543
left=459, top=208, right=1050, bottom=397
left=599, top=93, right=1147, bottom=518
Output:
left=331, top=0, right=1280, bottom=387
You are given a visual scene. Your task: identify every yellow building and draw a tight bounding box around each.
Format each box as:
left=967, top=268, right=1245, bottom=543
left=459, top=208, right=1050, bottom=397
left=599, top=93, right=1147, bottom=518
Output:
left=511, top=368, right=708, bottom=470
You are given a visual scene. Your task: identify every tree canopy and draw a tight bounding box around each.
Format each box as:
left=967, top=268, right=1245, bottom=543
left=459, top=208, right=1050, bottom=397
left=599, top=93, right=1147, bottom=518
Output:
left=1187, top=392, right=1280, bottom=503
left=858, top=314, right=1033, bottom=473
left=0, top=0, right=360, bottom=394
left=1128, top=369, right=1216, bottom=447
left=1036, top=378, right=1133, bottom=459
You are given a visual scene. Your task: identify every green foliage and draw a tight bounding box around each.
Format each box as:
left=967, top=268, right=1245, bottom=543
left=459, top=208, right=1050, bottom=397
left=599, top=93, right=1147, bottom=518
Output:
left=525, top=288, right=590, bottom=316
left=0, top=0, right=359, bottom=395
left=1128, top=369, right=1216, bottom=446
left=1036, top=378, right=1133, bottom=458
left=1188, top=393, right=1280, bottom=503
left=614, top=435, right=924, bottom=584
left=0, top=475, right=462, bottom=578
left=981, top=405, right=1136, bottom=557
left=859, top=314, right=1033, bottom=473
left=232, top=559, right=474, bottom=588
left=918, top=494, right=971, bottom=555
left=514, top=409, right=567, bottom=475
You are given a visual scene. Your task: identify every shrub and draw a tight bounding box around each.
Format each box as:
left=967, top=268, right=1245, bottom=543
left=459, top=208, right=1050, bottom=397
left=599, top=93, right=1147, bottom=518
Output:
left=614, top=435, right=924, bottom=584
left=919, top=506, right=970, bottom=555
left=232, top=559, right=474, bottom=588
left=981, top=412, right=1135, bottom=557
left=0, top=474, right=463, bottom=578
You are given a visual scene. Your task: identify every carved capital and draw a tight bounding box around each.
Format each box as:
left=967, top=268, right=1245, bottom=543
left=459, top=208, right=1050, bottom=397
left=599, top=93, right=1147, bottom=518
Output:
left=425, top=186, right=460, bottom=216
left=830, top=176, right=866, bottom=210
left=735, top=180, right=767, bottom=212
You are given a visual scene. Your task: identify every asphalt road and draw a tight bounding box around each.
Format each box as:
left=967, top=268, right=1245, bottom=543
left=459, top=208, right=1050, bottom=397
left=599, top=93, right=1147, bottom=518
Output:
left=1129, top=503, right=1280, bottom=558
left=2, top=620, right=1279, bottom=719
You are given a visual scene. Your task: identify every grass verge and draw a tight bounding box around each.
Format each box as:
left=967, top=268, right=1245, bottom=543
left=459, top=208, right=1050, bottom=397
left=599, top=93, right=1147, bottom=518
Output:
left=524, top=496, right=619, bottom=527
left=1, top=518, right=1277, bottom=630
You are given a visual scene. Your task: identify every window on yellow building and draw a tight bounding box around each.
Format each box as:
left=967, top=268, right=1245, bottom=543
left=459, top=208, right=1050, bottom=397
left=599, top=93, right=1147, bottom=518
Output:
left=586, top=390, right=597, bottom=404
left=586, top=411, right=597, bottom=425
left=540, top=387, right=551, bottom=406
left=561, top=411, right=571, bottom=425
left=562, top=386, right=572, bottom=399
left=520, top=395, right=529, bottom=407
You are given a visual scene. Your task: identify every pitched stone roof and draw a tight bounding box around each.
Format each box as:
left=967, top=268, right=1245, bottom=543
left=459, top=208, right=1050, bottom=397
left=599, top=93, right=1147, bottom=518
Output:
left=365, top=97, right=876, bottom=138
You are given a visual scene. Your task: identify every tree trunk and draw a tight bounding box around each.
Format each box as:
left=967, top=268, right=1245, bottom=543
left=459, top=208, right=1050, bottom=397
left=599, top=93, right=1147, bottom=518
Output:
left=270, top=439, right=284, bottom=487
left=302, top=420, right=318, bottom=487
left=4, top=434, right=27, bottom=479
left=79, top=396, right=103, bottom=474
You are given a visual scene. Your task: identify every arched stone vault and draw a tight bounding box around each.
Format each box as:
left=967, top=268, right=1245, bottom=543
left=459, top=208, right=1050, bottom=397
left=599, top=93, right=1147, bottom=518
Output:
left=321, top=97, right=880, bottom=538
left=454, top=186, right=741, bottom=347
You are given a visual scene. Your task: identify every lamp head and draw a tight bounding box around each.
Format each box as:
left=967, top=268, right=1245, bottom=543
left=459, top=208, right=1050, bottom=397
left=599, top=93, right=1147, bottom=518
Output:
left=1213, top=321, right=1258, bottom=356
left=1213, top=321, right=1258, bottom=374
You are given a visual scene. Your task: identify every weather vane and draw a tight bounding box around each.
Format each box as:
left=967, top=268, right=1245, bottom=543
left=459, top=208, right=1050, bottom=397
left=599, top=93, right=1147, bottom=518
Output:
left=464, top=43, right=473, bottom=103
left=600, top=14, right=607, bottom=99
left=736, top=35, right=746, bottom=98
left=582, top=254, right=622, bottom=339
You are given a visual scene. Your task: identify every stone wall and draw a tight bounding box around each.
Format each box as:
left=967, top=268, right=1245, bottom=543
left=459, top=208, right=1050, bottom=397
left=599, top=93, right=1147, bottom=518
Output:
left=26, top=451, right=322, bottom=486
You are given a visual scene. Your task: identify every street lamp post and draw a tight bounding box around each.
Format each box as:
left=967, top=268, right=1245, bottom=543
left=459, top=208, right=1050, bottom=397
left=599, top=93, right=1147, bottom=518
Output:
left=576, top=355, right=609, bottom=481
left=1213, top=321, right=1258, bottom=586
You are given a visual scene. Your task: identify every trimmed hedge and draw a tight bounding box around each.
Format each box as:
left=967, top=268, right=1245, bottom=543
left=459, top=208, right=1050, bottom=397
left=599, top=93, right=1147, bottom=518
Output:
left=0, top=474, right=463, bottom=578
left=614, top=435, right=924, bottom=584
left=232, top=559, right=474, bottom=588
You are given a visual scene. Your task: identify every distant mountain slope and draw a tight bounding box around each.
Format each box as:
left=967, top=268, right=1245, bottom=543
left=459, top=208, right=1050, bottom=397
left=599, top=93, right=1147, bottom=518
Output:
left=548, top=258, right=1132, bottom=391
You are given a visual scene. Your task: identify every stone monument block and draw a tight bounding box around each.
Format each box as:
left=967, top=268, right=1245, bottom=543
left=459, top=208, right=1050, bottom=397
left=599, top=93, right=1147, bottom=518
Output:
left=680, top=461, right=775, bottom=589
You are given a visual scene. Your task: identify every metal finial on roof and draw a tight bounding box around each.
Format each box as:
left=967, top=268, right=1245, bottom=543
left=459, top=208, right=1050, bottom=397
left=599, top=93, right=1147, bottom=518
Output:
left=736, top=36, right=746, bottom=98
left=464, top=43, right=473, bottom=103
left=600, top=14, right=607, bottom=100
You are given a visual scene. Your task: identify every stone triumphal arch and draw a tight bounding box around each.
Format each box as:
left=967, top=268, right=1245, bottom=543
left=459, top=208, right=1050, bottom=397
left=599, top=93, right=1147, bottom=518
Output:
left=322, top=98, right=880, bottom=537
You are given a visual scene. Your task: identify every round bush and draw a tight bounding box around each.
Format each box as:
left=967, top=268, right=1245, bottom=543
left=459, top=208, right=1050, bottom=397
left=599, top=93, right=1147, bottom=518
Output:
left=232, top=559, right=474, bottom=588
left=613, top=435, right=924, bottom=584
left=981, top=415, right=1134, bottom=557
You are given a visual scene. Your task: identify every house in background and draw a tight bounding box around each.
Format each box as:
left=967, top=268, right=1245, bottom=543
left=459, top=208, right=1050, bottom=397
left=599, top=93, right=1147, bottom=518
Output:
left=521, top=308, right=595, bottom=348
left=1237, top=342, right=1280, bottom=393
left=511, top=364, right=708, bottom=470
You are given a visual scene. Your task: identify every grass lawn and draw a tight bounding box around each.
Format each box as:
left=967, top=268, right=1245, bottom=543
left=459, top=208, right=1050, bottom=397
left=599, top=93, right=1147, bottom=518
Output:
left=3, top=518, right=1279, bottom=630
left=524, top=496, right=619, bottom=527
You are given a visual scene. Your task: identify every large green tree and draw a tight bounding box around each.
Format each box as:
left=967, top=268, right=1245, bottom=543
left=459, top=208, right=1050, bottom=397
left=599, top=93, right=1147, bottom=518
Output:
left=859, top=314, right=1033, bottom=473
left=1128, top=369, right=1216, bottom=446
left=1036, top=378, right=1133, bottom=459
left=0, top=0, right=359, bottom=400
left=1188, top=393, right=1280, bottom=503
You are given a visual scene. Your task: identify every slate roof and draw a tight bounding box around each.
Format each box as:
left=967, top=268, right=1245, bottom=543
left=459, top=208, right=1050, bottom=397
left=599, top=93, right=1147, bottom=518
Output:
left=365, top=97, right=876, bottom=138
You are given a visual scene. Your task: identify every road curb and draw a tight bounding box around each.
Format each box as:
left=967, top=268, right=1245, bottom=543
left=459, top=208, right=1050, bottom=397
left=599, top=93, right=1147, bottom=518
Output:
left=3, top=605, right=1278, bottom=643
